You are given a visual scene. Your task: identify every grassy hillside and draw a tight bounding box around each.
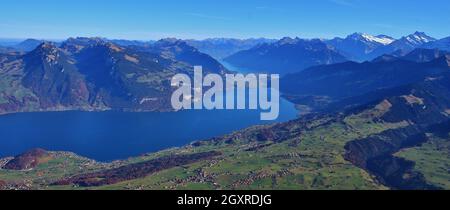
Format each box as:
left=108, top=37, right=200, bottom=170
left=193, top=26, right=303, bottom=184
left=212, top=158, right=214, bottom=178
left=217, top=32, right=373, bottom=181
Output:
left=395, top=134, right=450, bottom=189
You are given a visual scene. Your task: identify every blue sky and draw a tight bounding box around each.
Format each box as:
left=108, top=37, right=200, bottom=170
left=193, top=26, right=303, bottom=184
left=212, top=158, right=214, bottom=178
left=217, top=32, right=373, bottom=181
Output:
left=1, top=0, right=449, bottom=40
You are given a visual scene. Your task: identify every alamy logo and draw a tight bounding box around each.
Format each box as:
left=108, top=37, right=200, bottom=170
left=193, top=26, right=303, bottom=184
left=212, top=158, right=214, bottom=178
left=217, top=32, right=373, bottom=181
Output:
left=171, top=66, right=280, bottom=120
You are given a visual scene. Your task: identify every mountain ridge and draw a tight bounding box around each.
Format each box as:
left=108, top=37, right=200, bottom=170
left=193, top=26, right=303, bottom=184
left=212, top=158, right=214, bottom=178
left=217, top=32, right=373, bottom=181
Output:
left=0, top=37, right=229, bottom=115
left=224, top=37, right=348, bottom=75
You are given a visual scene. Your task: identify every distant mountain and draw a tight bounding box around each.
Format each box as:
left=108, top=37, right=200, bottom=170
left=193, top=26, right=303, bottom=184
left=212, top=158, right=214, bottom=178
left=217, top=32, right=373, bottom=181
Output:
left=224, top=37, right=348, bottom=75
left=185, top=38, right=276, bottom=60
left=401, top=48, right=450, bottom=62
left=0, top=38, right=227, bottom=115
left=371, top=54, right=400, bottom=63
left=372, top=48, right=450, bottom=63
left=326, top=33, right=395, bottom=61
left=368, top=32, right=436, bottom=59
left=422, top=36, right=450, bottom=51
left=132, top=38, right=229, bottom=75
left=110, top=39, right=155, bottom=47
left=13, top=39, right=44, bottom=52
left=0, top=46, right=17, bottom=54
left=281, top=55, right=450, bottom=112
left=60, top=37, right=106, bottom=53
left=0, top=38, right=24, bottom=47
left=60, top=37, right=152, bottom=49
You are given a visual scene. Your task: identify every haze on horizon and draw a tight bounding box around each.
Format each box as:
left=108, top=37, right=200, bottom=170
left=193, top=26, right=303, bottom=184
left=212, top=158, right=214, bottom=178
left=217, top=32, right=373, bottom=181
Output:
left=1, top=0, right=450, bottom=40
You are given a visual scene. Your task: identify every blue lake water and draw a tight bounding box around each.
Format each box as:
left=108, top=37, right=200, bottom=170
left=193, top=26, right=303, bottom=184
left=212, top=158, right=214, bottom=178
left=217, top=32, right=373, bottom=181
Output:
left=0, top=62, right=299, bottom=161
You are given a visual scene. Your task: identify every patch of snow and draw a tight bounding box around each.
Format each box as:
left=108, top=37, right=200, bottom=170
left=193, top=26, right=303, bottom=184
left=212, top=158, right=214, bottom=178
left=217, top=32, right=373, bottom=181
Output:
left=139, top=97, right=158, bottom=104
left=361, top=34, right=395, bottom=45
left=405, top=33, right=434, bottom=45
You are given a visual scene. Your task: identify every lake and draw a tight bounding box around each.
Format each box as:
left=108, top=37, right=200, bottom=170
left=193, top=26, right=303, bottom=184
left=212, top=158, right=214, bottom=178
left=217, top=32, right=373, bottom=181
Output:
left=0, top=62, right=299, bottom=161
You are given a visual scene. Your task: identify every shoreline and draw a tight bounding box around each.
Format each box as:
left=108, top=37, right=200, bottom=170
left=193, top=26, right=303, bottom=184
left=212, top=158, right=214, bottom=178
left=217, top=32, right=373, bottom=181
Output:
left=0, top=106, right=177, bottom=117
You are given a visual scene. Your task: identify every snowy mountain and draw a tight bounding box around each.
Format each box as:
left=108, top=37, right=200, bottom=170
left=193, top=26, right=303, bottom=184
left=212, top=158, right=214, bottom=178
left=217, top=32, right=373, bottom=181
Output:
left=326, top=33, right=395, bottom=61
left=352, top=33, right=395, bottom=45
left=404, top=31, right=436, bottom=45
left=368, top=32, right=436, bottom=59
left=367, top=34, right=396, bottom=45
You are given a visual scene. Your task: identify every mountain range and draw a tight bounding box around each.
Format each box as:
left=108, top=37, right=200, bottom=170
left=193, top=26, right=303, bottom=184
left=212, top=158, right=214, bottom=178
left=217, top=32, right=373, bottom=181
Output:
left=13, top=39, right=45, bottom=52
left=1, top=32, right=450, bottom=116
left=131, top=38, right=229, bottom=74
left=223, top=32, right=450, bottom=74
left=368, top=32, right=437, bottom=59
left=325, top=33, right=395, bottom=61
left=185, top=38, right=276, bottom=60
left=224, top=37, right=348, bottom=75
left=1, top=32, right=450, bottom=190
left=423, top=36, right=450, bottom=51
left=281, top=48, right=450, bottom=113
left=0, top=37, right=228, bottom=115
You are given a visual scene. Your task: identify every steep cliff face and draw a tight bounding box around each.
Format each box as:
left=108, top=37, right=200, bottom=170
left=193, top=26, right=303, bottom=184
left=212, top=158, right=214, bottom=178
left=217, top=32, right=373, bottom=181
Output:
left=366, top=155, right=437, bottom=190
left=344, top=74, right=450, bottom=189
left=346, top=120, right=450, bottom=190
left=345, top=126, right=426, bottom=168
left=344, top=125, right=439, bottom=189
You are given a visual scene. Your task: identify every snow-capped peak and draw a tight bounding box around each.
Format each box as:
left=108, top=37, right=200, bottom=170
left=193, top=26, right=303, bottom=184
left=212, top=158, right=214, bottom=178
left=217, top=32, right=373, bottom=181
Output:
left=361, top=33, right=395, bottom=45
left=348, top=33, right=395, bottom=45
left=404, top=32, right=436, bottom=45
